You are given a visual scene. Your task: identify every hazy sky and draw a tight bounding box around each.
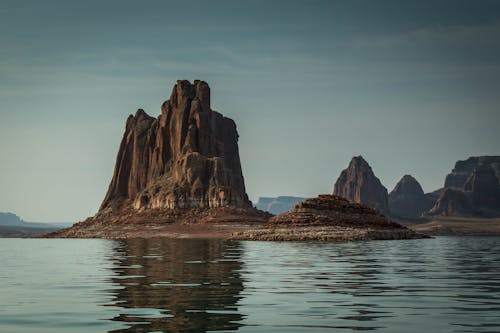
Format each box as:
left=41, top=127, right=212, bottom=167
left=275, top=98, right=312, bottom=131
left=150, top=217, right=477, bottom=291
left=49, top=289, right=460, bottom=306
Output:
left=1, top=0, right=499, bottom=222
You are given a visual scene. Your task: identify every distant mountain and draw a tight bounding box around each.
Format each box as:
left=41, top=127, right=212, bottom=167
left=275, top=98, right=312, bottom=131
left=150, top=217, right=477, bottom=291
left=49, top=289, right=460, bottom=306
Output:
left=256, top=196, right=307, bottom=215
left=0, top=212, right=23, bottom=226
left=0, top=212, right=73, bottom=229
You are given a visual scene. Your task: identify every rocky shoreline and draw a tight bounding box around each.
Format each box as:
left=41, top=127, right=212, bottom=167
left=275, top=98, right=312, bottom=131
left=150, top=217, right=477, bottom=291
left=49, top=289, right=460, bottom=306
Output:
left=46, top=195, right=428, bottom=242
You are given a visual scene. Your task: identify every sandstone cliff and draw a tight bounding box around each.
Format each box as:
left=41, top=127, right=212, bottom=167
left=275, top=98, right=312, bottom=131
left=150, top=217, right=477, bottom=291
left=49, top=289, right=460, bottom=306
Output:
left=333, top=156, right=389, bottom=214
left=389, top=175, right=434, bottom=219
left=100, top=80, right=251, bottom=213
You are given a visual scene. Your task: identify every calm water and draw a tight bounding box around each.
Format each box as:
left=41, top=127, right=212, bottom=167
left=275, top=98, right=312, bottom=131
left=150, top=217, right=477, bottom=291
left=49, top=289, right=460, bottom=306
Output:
left=0, top=237, right=499, bottom=333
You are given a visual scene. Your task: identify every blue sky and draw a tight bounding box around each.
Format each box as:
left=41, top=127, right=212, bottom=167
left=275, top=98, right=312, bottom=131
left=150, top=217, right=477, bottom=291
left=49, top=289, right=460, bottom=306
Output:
left=1, top=0, right=499, bottom=222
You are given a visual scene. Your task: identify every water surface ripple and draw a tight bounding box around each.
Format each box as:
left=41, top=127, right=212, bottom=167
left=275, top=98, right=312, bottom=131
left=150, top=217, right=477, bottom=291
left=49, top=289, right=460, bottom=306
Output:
left=0, top=237, right=499, bottom=332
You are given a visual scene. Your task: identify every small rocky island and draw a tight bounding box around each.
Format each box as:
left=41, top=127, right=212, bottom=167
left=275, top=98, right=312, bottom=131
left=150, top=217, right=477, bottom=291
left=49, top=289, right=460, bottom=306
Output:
left=50, top=80, right=425, bottom=241
left=233, top=195, right=424, bottom=241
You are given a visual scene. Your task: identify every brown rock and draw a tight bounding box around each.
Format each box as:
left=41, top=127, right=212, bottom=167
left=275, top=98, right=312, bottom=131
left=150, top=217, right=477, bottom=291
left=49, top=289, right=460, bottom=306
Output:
left=333, top=156, right=389, bottom=214
left=231, top=195, right=427, bottom=241
left=270, top=194, right=401, bottom=228
left=100, top=80, right=251, bottom=213
left=427, top=188, right=473, bottom=217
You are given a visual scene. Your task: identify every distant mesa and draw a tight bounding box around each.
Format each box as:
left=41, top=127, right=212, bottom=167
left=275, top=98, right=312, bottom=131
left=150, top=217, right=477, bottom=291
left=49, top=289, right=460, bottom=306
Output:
left=444, top=156, right=500, bottom=189
left=256, top=196, right=307, bottom=215
left=428, top=159, right=500, bottom=217
left=389, top=175, right=435, bottom=219
left=333, top=156, right=389, bottom=214
left=0, top=212, right=23, bottom=226
left=0, top=212, right=69, bottom=237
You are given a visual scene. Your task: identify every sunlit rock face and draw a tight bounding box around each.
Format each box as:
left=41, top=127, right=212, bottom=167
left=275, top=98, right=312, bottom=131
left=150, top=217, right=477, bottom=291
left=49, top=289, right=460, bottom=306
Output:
left=100, top=80, right=250, bottom=212
left=333, top=156, right=389, bottom=214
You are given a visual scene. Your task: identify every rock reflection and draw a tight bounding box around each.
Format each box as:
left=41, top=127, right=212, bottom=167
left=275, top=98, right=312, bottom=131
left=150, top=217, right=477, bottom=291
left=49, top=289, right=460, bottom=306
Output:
left=105, top=238, right=244, bottom=333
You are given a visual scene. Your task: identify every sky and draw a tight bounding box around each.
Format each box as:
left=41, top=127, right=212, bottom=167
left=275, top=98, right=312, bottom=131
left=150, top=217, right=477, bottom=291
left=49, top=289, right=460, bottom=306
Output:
left=1, top=0, right=499, bottom=222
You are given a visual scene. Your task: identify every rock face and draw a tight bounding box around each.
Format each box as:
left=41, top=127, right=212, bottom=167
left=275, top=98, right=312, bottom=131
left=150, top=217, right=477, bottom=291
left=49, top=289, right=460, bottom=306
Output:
left=333, top=156, right=389, bottom=214
left=100, top=80, right=251, bottom=213
left=444, top=156, right=500, bottom=189
left=256, top=196, right=307, bottom=215
left=427, top=188, right=473, bottom=216
left=429, top=157, right=500, bottom=217
left=389, top=175, right=434, bottom=218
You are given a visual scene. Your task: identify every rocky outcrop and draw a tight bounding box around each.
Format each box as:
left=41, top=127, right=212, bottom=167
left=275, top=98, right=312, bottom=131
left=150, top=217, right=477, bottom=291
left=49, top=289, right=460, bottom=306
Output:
left=389, top=175, right=434, bottom=218
left=256, top=196, right=307, bottom=215
left=444, top=156, right=500, bottom=189
left=464, top=164, right=500, bottom=210
left=428, top=159, right=500, bottom=217
left=270, top=195, right=399, bottom=227
left=232, top=195, right=426, bottom=241
left=100, top=80, right=251, bottom=213
left=333, top=156, right=389, bottom=214
left=427, top=188, right=473, bottom=216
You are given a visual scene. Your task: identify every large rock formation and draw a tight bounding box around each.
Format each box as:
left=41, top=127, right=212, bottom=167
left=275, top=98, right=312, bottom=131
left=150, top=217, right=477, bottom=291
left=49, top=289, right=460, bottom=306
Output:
left=333, top=156, right=389, bottom=214
left=256, top=196, right=307, bottom=215
left=444, top=156, right=500, bottom=189
left=389, top=175, right=434, bottom=219
left=428, top=157, right=500, bottom=217
left=100, top=80, right=250, bottom=213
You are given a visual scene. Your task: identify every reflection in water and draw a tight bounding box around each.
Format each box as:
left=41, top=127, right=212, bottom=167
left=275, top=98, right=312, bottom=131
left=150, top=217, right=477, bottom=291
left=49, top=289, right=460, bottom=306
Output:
left=1, top=237, right=500, bottom=333
left=106, top=239, right=244, bottom=333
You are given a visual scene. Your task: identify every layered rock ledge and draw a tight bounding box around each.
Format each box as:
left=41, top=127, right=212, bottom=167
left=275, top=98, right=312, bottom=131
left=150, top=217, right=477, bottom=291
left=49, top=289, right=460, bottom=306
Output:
left=232, top=195, right=427, bottom=241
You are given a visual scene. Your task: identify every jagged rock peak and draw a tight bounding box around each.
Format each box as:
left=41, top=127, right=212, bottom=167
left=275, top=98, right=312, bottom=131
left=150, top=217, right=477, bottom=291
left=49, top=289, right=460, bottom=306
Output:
left=391, top=175, right=424, bottom=196
left=333, top=156, right=389, bottom=214
left=100, top=80, right=251, bottom=212
left=389, top=175, right=434, bottom=219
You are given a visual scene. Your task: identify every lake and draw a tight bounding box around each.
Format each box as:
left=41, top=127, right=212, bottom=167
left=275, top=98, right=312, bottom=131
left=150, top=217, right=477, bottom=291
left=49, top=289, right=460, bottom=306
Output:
left=0, top=237, right=499, bottom=332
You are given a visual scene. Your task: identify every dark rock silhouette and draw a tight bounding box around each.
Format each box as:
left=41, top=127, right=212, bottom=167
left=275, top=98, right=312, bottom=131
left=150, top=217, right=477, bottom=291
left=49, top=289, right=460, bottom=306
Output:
left=444, top=156, right=500, bottom=189
left=333, top=156, right=389, bottom=214
left=389, top=175, right=434, bottom=218
left=101, top=80, right=250, bottom=212
left=256, top=196, right=307, bottom=215
left=428, top=157, right=500, bottom=217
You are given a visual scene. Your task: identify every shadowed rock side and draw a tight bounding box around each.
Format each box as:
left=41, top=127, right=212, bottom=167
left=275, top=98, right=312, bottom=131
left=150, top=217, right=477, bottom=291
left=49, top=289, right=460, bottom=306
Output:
left=101, top=80, right=250, bottom=212
left=333, top=156, right=389, bottom=214
left=233, top=195, right=426, bottom=241
left=444, top=156, right=500, bottom=189
left=428, top=163, right=500, bottom=217
left=389, top=175, right=435, bottom=219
